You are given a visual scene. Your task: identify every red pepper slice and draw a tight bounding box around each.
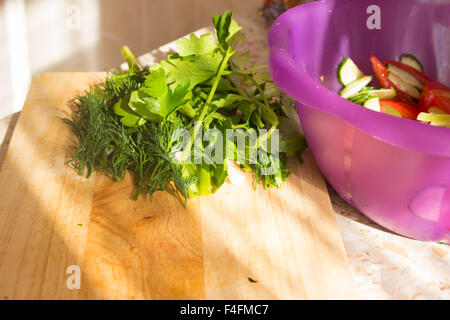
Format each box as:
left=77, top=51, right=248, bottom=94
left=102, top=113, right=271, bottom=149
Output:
left=379, top=100, right=420, bottom=120
left=383, top=61, right=431, bottom=86
left=370, top=55, right=391, bottom=87
left=370, top=55, right=417, bottom=106
left=434, top=90, right=450, bottom=98
left=429, top=90, right=450, bottom=114
left=418, top=81, right=450, bottom=113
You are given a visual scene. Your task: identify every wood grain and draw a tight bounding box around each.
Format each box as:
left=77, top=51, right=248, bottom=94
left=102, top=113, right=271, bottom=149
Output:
left=200, top=156, right=356, bottom=299
left=0, top=73, right=101, bottom=299
left=82, top=174, right=205, bottom=299
left=0, top=73, right=356, bottom=299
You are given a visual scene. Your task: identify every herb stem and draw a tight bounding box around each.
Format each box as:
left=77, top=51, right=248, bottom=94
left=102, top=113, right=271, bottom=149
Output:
left=231, top=71, right=277, bottom=125
left=121, top=46, right=139, bottom=71
left=182, top=47, right=234, bottom=161
left=180, top=103, right=196, bottom=118
left=234, top=96, right=279, bottom=127
left=226, top=76, right=247, bottom=97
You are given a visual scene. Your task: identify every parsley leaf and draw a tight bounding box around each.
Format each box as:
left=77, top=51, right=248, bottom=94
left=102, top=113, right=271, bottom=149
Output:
left=176, top=33, right=217, bottom=57
left=159, top=52, right=223, bottom=89
left=231, top=51, right=250, bottom=71
left=213, top=11, right=242, bottom=50
left=211, top=93, right=242, bottom=109
left=113, top=97, right=147, bottom=127
left=127, top=68, right=190, bottom=122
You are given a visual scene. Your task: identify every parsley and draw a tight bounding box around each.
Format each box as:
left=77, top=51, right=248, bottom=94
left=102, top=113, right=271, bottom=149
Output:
left=176, top=33, right=217, bottom=57
left=64, top=11, right=307, bottom=206
left=128, top=68, right=190, bottom=122
left=159, top=53, right=222, bottom=90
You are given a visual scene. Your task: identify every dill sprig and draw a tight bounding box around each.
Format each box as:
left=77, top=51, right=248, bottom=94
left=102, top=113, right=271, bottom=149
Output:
left=64, top=70, right=195, bottom=205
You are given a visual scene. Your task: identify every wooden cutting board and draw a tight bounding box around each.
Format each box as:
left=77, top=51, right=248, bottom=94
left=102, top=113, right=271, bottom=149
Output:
left=0, top=73, right=356, bottom=300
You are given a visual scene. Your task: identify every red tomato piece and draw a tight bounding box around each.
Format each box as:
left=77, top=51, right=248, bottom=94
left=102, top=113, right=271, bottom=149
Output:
left=379, top=100, right=420, bottom=120
left=431, top=90, right=450, bottom=114
left=418, top=81, right=450, bottom=113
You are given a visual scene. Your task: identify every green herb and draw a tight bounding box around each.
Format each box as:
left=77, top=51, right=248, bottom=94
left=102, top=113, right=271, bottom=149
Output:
left=64, top=11, right=306, bottom=206
left=121, top=46, right=139, bottom=71
left=127, top=68, right=191, bottom=123
left=176, top=33, right=217, bottom=57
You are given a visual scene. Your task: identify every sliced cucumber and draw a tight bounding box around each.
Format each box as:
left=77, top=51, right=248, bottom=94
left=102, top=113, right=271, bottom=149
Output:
left=349, top=93, right=371, bottom=105
left=386, top=64, right=424, bottom=89
left=360, top=86, right=375, bottom=91
left=340, top=76, right=373, bottom=99
left=337, top=57, right=364, bottom=86
left=400, top=54, right=423, bottom=72
left=357, top=88, right=397, bottom=100
left=348, top=87, right=395, bottom=105
left=363, top=97, right=380, bottom=112
left=387, top=73, right=421, bottom=99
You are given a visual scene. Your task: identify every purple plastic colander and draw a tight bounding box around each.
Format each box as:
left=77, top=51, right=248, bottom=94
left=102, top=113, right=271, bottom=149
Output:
left=268, top=0, right=450, bottom=241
